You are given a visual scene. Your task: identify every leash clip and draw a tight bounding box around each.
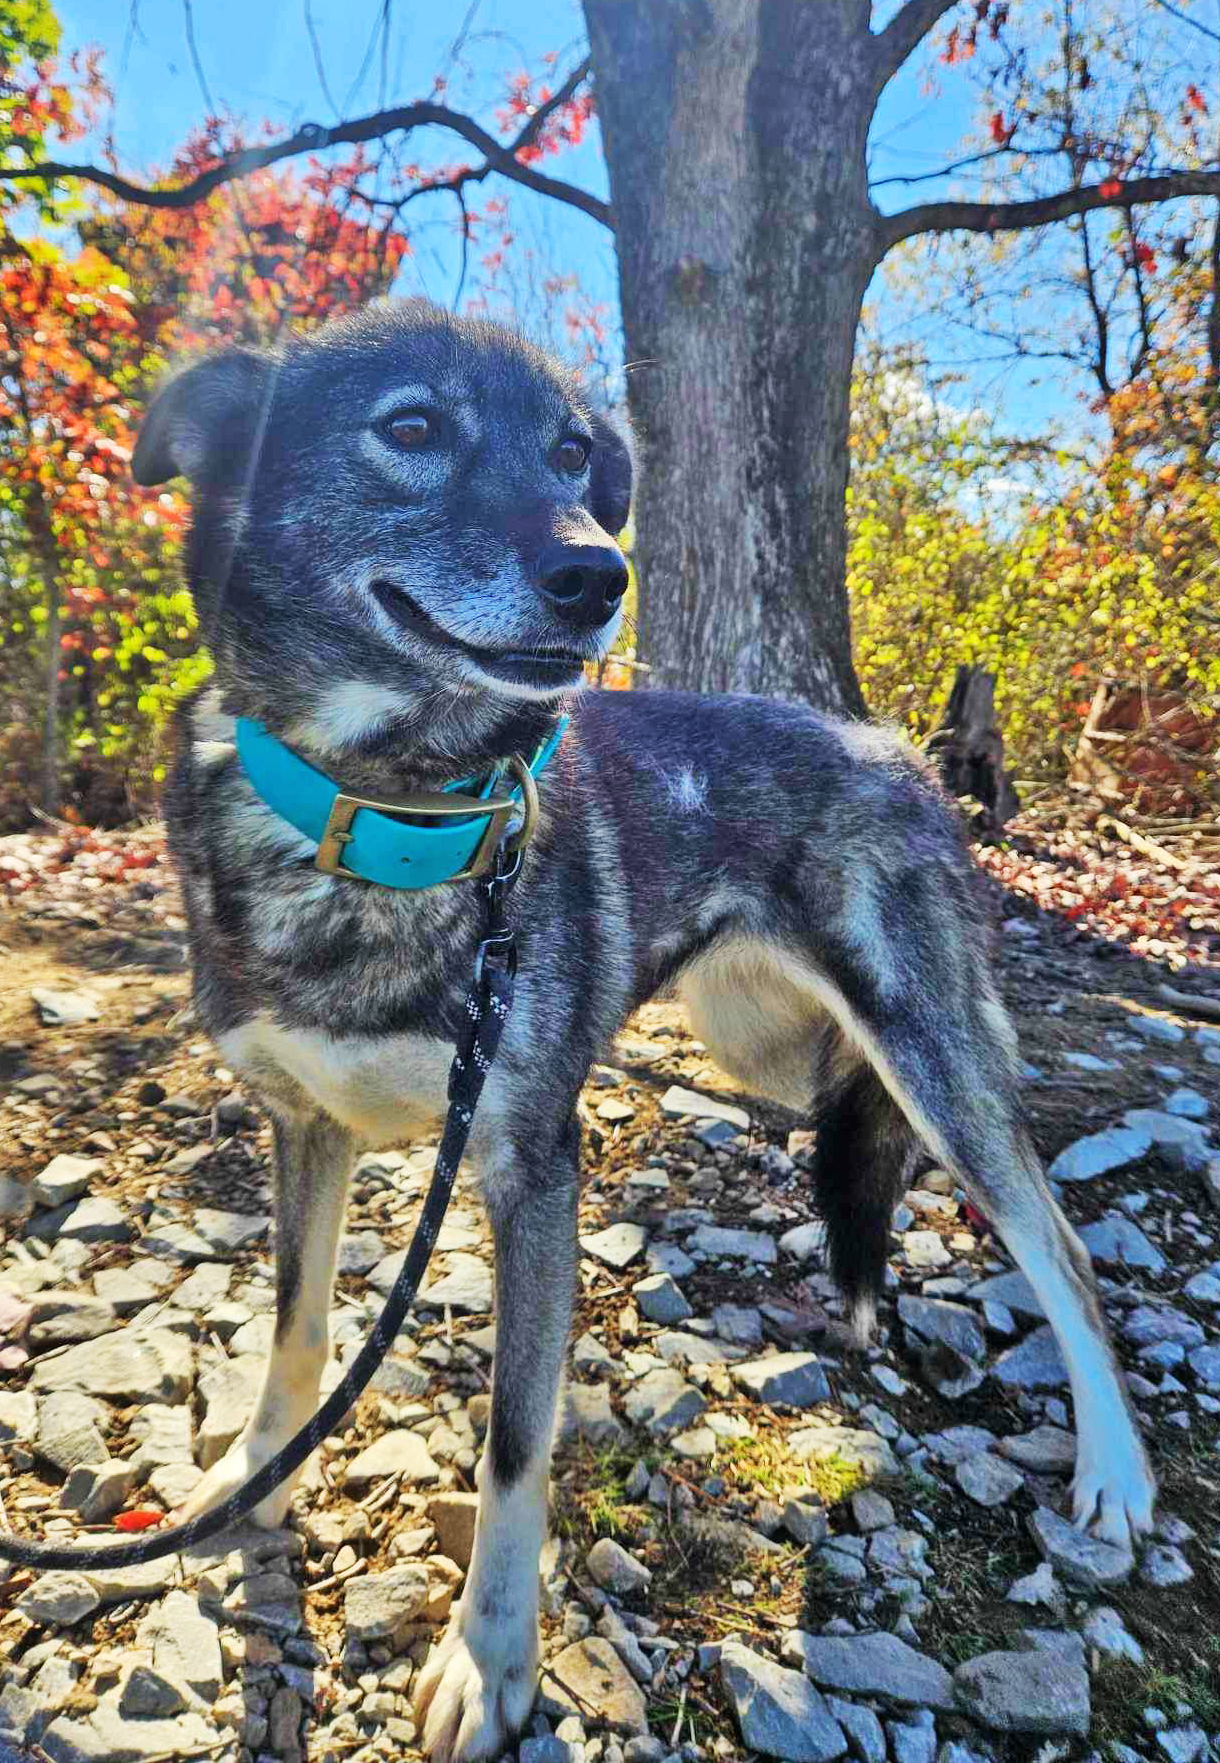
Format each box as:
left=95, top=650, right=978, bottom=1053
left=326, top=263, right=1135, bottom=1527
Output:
left=472, top=843, right=521, bottom=985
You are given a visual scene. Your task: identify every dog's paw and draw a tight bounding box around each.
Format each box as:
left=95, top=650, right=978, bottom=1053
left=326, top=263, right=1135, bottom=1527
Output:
left=413, top=1604, right=538, bottom=1763
left=1072, top=1438, right=1156, bottom=1551
left=170, top=1432, right=298, bottom=1531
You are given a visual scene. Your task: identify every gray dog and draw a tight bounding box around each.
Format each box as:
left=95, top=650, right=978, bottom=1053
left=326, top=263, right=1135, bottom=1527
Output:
left=133, top=298, right=1154, bottom=1763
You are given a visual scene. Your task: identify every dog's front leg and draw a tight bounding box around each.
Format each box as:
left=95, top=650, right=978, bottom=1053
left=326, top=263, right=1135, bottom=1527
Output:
left=174, top=1109, right=354, bottom=1529
left=415, top=1126, right=579, bottom=1763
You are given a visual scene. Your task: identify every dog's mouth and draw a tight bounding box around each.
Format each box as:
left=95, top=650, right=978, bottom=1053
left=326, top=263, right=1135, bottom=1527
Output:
left=371, top=581, right=592, bottom=688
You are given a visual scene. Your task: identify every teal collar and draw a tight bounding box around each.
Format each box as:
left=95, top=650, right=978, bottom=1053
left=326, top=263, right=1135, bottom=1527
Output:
left=234, top=715, right=567, bottom=890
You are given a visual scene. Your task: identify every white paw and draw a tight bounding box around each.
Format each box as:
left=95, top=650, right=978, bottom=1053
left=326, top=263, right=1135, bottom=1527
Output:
left=171, top=1432, right=299, bottom=1530
left=413, top=1604, right=538, bottom=1763
left=1072, top=1438, right=1156, bottom=1551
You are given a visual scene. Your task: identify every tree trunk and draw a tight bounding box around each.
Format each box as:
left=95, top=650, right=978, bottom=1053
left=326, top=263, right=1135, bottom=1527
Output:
left=584, top=0, right=878, bottom=715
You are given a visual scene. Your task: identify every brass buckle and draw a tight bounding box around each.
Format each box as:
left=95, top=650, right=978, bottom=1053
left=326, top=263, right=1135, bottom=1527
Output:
left=315, top=754, right=540, bottom=883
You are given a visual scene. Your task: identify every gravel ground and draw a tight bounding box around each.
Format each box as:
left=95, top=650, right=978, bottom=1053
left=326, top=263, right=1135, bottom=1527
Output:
left=0, top=821, right=1217, bottom=1763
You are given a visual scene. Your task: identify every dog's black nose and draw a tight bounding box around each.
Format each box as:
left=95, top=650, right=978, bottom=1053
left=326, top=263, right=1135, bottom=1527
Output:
left=536, top=542, right=628, bottom=627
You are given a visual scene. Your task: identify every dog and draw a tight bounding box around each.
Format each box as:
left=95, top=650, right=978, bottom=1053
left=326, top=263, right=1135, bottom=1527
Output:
left=133, top=297, right=1155, bottom=1763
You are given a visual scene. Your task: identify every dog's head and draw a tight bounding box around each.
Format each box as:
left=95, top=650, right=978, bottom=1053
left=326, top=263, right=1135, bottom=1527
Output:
left=134, top=299, right=632, bottom=754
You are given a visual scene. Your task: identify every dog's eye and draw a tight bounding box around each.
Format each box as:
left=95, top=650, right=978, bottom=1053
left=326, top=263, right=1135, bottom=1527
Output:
left=386, top=411, right=433, bottom=450
left=553, top=435, right=590, bottom=475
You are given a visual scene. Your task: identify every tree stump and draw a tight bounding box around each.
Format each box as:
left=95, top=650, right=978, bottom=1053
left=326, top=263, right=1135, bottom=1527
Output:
left=926, top=666, right=1020, bottom=832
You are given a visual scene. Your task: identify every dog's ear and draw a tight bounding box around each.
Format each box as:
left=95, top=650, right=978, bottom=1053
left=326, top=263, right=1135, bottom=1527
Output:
left=587, top=412, right=633, bottom=536
left=132, top=348, right=276, bottom=487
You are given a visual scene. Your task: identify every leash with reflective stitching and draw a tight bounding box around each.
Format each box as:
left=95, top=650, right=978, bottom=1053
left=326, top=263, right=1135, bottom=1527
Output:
left=0, top=852, right=520, bottom=1570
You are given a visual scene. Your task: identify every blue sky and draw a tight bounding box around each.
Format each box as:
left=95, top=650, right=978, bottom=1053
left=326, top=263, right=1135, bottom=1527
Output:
left=54, top=1, right=1192, bottom=446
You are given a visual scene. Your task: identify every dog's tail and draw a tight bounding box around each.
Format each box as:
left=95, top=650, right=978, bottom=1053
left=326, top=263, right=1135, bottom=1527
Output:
left=807, top=1066, right=919, bottom=1343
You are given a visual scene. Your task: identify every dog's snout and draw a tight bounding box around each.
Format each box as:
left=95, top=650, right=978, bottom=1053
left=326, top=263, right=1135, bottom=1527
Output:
left=536, top=542, right=628, bottom=627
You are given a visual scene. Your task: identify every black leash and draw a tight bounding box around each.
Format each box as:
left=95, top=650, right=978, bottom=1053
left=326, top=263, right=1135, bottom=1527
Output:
left=0, top=853, right=520, bottom=1571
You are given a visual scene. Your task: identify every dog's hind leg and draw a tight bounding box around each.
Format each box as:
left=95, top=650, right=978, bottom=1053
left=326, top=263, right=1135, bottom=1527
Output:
left=415, top=1121, right=579, bottom=1763
left=797, top=907, right=1155, bottom=1550
left=173, top=1109, right=354, bottom=1528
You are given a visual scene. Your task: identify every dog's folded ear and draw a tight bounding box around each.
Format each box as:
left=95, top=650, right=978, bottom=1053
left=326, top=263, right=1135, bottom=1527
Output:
left=132, top=347, right=276, bottom=487
left=588, top=412, right=633, bottom=537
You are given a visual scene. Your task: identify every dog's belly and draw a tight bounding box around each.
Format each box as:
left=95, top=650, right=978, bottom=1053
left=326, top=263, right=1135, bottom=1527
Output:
left=217, top=1013, right=452, bottom=1145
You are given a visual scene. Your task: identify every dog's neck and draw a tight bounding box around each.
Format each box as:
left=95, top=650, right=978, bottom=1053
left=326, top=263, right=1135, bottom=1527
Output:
left=218, top=674, right=569, bottom=802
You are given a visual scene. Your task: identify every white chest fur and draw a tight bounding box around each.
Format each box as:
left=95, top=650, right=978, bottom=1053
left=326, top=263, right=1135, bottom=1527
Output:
left=218, top=1014, right=454, bottom=1145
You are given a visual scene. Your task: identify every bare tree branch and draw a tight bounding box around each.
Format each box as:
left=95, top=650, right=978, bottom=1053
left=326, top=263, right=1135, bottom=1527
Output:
left=881, top=170, right=1220, bottom=249
left=871, top=0, right=961, bottom=86
left=0, top=56, right=610, bottom=229
left=1152, top=0, right=1220, bottom=42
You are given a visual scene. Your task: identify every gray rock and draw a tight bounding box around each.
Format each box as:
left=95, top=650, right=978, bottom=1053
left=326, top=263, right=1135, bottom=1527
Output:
left=659, top=1086, right=749, bottom=1129
left=622, top=1368, right=705, bottom=1435
left=645, top=1243, right=696, bottom=1279
left=1122, top=1108, right=1212, bottom=1174
left=1183, top=1265, right=1220, bottom=1303
left=816, top=1546, right=868, bottom=1585
left=31, top=1154, right=103, bottom=1208
left=17, top=1572, right=101, bottom=1626
left=1081, top=1605, right=1144, bottom=1664
left=31, top=986, right=99, bottom=1026
left=888, top=1717, right=937, bottom=1763
left=954, top=1648, right=1089, bottom=1735
left=992, top=1326, right=1068, bottom=1389
left=850, top=1490, right=895, bottom=1531
left=1006, top=1561, right=1064, bottom=1611
left=196, top=1353, right=261, bottom=1468
left=345, top=1429, right=439, bottom=1489
left=30, top=1328, right=191, bottom=1401
left=1189, top=1343, right=1220, bottom=1390
left=825, top=1697, right=885, bottom=1763
left=135, top=1587, right=224, bottom=1701
left=955, top=1453, right=1024, bottom=1507
left=671, top=1424, right=717, bottom=1458
left=579, top=1223, right=648, bottom=1269
left=344, top=1565, right=429, bottom=1640
left=997, top=1425, right=1075, bottom=1473
left=336, top=1230, right=386, bottom=1275
left=897, top=1296, right=985, bottom=1361
left=79, top=1553, right=179, bottom=1605
left=782, top=1497, right=828, bottom=1546
left=782, top=1631, right=955, bottom=1711
left=719, top=1642, right=846, bottom=1762
left=966, top=1270, right=1044, bottom=1318
left=543, top=1638, right=649, bottom=1735
left=41, top=1695, right=216, bottom=1763
left=688, top=1224, right=777, bottom=1264
left=922, top=1424, right=995, bottom=1464
left=587, top=1537, right=652, bottom=1596
left=902, top=1230, right=952, bottom=1268
left=1078, top=1215, right=1166, bottom=1272
left=1139, top=1543, right=1193, bottom=1587
left=1165, top=1087, right=1209, bottom=1119
left=520, top=1741, right=580, bottom=1763
left=34, top=1421, right=108, bottom=1475
left=1062, top=1052, right=1118, bottom=1073
left=1156, top=1728, right=1208, bottom=1763
left=417, top=1252, right=493, bottom=1312
left=118, top=1667, right=187, bottom=1719
left=0, top=1390, right=36, bottom=1441
left=1128, top=1016, right=1185, bottom=1044
left=1048, top=1126, right=1152, bottom=1183
left=1029, top=1506, right=1133, bottom=1587
left=1124, top=1306, right=1205, bottom=1350
left=731, top=1353, right=829, bottom=1407
left=653, top=1329, right=737, bottom=1366
left=0, top=1683, right=39, bottom=1743
left=26, top=1293, right=119, bottom=1349
left=58, top=1197, right=131, bottom=1244
left=789, top=1424, right=900, bottom=1481
left=1019, top=1629, right=1085, bottom=1669
left=558, top=1381, right=626, bottom=1445
left=61, top=1459, right=136, bottom=1522
left=779, top=1222, right=827, bottom=1260
left=193, top=1207, right=270, bottom=1253
left=712, top=1302, right=763, bottom=1345
left=634, top=1273, right=692, bottom=1324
